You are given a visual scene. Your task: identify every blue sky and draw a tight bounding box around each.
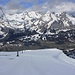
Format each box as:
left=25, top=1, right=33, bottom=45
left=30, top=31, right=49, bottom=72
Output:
left=0, top=0, right=46, bottom=7
left=0, top=0, right=75, bottom=8
left=0, top=0, right=10, bottom=5
left=0, top=0, right=75, bottom=13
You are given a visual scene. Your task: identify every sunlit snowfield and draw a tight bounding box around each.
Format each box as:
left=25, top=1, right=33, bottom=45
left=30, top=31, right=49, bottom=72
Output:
left=0, top=48, right=75, bottom=75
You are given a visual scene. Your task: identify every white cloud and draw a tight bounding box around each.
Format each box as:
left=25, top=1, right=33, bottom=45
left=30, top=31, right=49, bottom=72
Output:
left=5, top=1, right=23, bottom=10
left=0, top=0, right=75, bottom=14
left=30, top=1, right=75, bottom=13
left=53, top=2, right=75, bottom=12
left=1, top=0, right=39, bottom=14
left=0, top=0, right=24, bottom=14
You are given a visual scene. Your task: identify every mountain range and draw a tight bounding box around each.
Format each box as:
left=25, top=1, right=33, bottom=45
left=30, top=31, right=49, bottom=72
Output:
left=0, top=11, right=75, bottom=51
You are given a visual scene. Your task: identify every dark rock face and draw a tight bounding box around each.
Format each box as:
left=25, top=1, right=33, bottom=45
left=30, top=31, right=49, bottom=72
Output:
left=1, top=28, right=75, bottom=43
left=63, top=49, right=75, bottom=59
left=51, top=20, right=64, bottom=30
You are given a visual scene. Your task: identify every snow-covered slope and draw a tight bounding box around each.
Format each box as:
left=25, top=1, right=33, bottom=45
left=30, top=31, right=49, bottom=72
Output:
left=0, top=48, right=75, bottom=75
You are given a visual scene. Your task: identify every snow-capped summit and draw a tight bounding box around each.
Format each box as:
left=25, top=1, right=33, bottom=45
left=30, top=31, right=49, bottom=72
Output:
left=28, top=11, right=42, bottom=19
left=42, top=11, right=52, bottom=22
left=0, top=10, right=75, bottom=40
left=55, top=12, right=73, bottom=27
left=3, top=11, right=75, bottom=29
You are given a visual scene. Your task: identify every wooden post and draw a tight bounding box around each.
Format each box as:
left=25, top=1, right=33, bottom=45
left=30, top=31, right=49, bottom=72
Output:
left=17, top=50, right=19, bottom=57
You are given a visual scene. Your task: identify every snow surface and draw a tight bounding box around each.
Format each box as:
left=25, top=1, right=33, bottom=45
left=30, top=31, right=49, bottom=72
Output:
left=0, top=48, right=75, bottom=75
left=67, top=15, right=75, bottom=25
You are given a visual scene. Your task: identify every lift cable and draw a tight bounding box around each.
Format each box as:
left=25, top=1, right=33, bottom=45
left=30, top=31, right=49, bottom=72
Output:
left=0, top=7, right=11, bottom=26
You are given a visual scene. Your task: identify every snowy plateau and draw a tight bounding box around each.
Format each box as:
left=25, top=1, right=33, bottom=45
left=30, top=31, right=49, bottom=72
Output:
left=0, top=48, right=75, bottom=75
